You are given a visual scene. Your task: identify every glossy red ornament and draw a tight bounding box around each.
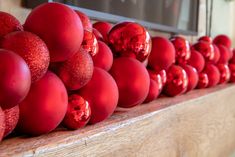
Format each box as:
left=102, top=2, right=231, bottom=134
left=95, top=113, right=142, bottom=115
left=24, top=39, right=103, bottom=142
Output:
left=1, top=31, right=50, bottom=82
left=197, top=72, right=209, bottom=89
left=56, top=48, right=94, bottom=90
left=192, top=41, right=215, bottom=62
left=198, top=35, right=212, bottom=43
left=217, top=45, right=230, bottom=64
left=147, top=69, right=164, bottom=92
left=3, top=105, right=19, bottom=137
left=216, top=64, right=230, bottom=84
left=213, top=34, right=231, bottom=49
left=203, top=63, right=220, bottom=87
left=159, top=69, right=167, bottom=86
left=0, top=107, right=5, bottom=142
left=187, top=49, right=205, bottom=72
left=229, top=64, right=235, bottom=82
left=17, top=71, right=68, bottom=136
left=24, top=2, right=84, bottom=62
left=170, top=36, right=191, bottom=64
left=148, top=37, right=175, bottom=72
left=108, top=22, right=151, bottom=62
left=92, top=28, right=104, bottom=41
left=0, top=11, right=23, bottom=39
left=109, top=57, right=150, bottom=108
left=62, top=94, right=91, bottom=130
left=230, top=48, right=235, bottom=63
left=93, top=21, right=112, bottom=42
left=0, top=49, right=31, bottom=109
left=75, top=10, right=92, bottom=31
left=210, top=44, right=220, bottom=64
left=92, top=41, right=113, bottom=71
left=81, top=29, right=99, bottom=56
left=79, top=68, right=118, bottom=124
left=144, top=79, right=161, bottom=103
left=181, top=64, right=199, bottom=92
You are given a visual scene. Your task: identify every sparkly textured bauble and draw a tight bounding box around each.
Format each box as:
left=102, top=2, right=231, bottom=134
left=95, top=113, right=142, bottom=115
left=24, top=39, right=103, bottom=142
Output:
left=57, top=48, right=93, bottom=90
left=92, top=41, right=113, bottom=71
left=187, top=49, right=205, bottom=72
left=3, top=105, right=19, bottom=137
left=17, top=71, right=68, bottom=136
left=108, top=22, right=152, bottom=62
left=217, top=45, right=230, bottom=64
left=163, top=65, right=188, bottom=97
left=0, top=50, right=31, bottom=109
left=82, top=29, right=99, bottom=56
left=198, top=36, right=212, bottom=43
left=62, top=94, right=91, bottom=130
left=148, top=37, right=175, bottom=72
left=147, top=69, right=164, bottom=92
left=75, top=10, right=92, bottom=31
left=1, top=31, right=50, bottom=82
left=197, top=73, right=209, bottom=89
left=203, top=63, right=220, bottom=87
left=210, top=44, right=220, bottom=64
left=213, top=34, right=231, bottom=49
left=93, top=21, right=112, bottom=42
left=170, top=36, right=191, bottom=65
left=181, top=64, right=199, bottom=92
left=217, top=64, right=230, bottom=84
left=93, top=28, right=104, bottom=41
left=110, top=57, right=150, bottom=108
left=0, top=107, right=5, bottom=142
left=24, top=2, right=83, bottom=62
left=192, top=41, right=215, bottom=62
left=229, top=64, right=235, bottom=82
left=79, top=68, right=118, bottom=124
left=0, top=11, right=23, bottom=39
left=144, top=79, right=161, bottom=103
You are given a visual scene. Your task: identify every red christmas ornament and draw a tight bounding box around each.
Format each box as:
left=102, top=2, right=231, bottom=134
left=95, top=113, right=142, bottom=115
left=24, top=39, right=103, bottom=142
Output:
left=213, top=34, right=231, bottom=49
left=75, top=10, right=92, bottom=31
left=197, top=72, right=209, bottom=89
left=192, top=41, right=215, bottom=62
left=0, top=49, right=31, bottom=109
left=56, top=48, right=94, bottom=90
left=144, top=79, right=161, bottom=103
left=109, top=57, right=150, bottom=108
left=216, top=64, right=230, bottom=84
left=170, top=36, right=191, bottom=64
left=198, top=35, right=212, bottom=43
left=163, top=65, right=188, bottom=97
left=24, top=2, right=84, bottom=62
left=1, top=31, right=50, bottom=82
left=108, top=22, right=152, bottom=62
left=210, top=44, right=221, bottom=64
left=17, top=71, right=68, bottom=136
left=0, top=107, right=5, bottom=142
left=147, top=69, right=164, bottom=92
left=93, top=21, right=112, bottom=42
left=92, top=28, right=104, bottom=41
left=79, top=68, right=118, bottom=124
left=81, top=29, right=99, bottom=56
left=0, top=11, right=23, bottom=39
left=148, top=37, right=175, bottom=72
left=159, top=69, right=167, bottom=86
left=3, top=105, right=19, bottom=137
left=187, top=49, right=205, bottom=72
left=203, top=63, right=220, bottom=87
left=181, top=64, right=199, bottom=92
left=62, top=94, right=91, bottom=130
left=230, top=48, right=235, bottom=64
left=92, top=41, right=113, bottom=71
left=217, top=45, right=230, bottom=64
left=229, top=64, right=235, bottom=82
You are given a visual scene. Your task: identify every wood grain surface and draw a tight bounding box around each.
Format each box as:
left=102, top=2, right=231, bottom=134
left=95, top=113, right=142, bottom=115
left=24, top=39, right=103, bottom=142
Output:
left=0, top=85, right=235, bottom=157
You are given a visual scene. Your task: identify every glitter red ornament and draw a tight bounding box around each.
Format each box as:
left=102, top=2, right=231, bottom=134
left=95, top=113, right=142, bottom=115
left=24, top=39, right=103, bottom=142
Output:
left=81, top=29, right=99, bottom=56
left=187, top=49, right=205, bottom=72
left=203, top=63, right=220, bottom=87
left=181, top=64, right=199, bottom=92
left=216, top=64, right=230, bottom=84
left=0, top=107, right=5, bottom=142
left=217, top=45, right=230, bottom=64
left=108, top=22, right=152, bottom=62
left=213, top=34, right=231, bottom=49
left=229, top=64, right=235, bottom=82
left=93, top=21, right=112, bottom=42
left=75, top=10, right=92, bottom=31
left=192, top=41, right=215, bottom=62
left=197, top=72, right=209, bottom=89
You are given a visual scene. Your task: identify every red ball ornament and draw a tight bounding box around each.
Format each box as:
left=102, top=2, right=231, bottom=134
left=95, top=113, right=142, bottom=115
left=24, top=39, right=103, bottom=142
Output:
left=181, top=64, right=199, bottom=92
left=147, top=69, right=164, bottom=92
left=17, top=71, right=68, bottom=136
left=56, top=48, right=94, bottom=90
left=3, top=105, right=19, bottom=137
left=159, top=69, right=167, bottom=86
left=213, top=34, right=231, bottom=49
left=1, top=31, right=50, bottom=82
left=75, top=10, right=92, bottom=31
left=92, top=28, right=104, bottom=41
left=144, top=79, right=161, bottom=103
left=210, top=44, right=221, bottom=64
left=92, top=41, right=113, bottom=71
left=24, top=2, right=84, bottom=62
left=192, top=41, right=215, bottom=62
left=203, top=63, right=220, bottom=87
left=0, top=49, right=31, bottom=109
left=230, top=48, right=235, bottom=64
left=198, top=35, right=212, bottom=43
left=0, top=107, right=5, bottom=142
left=93, top=21, right=112, bottom=42
left=79, top=68, right=118, bottom=124
left=229, top=64, right=235, bottom=82
left=197, top=72, right=209, bottom=89
left=108, top=22, right=152, bottom=62
left=217, top=45, right=230, bottom=64
left=187, top=49, right=205, bottom=72
left=170, top=36, right=191, bottom=64
left=81, top=29, right=99, bottom=56
left=109, top=57, right=150, bottom=108
left=148, top=37, right=175, bottom=72
left=163, top=65, right=188, bottom=97
left=216, top=64, right=230, bottom=84
left=62, top=94, right=91, bottom=130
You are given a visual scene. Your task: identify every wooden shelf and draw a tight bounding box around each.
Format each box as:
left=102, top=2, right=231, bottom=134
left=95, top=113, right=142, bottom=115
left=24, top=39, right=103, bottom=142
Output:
left=0, top=85, right=235, bottom=157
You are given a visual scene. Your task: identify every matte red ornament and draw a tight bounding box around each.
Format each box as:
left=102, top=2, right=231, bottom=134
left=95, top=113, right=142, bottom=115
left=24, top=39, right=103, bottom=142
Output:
left=17, top=71, right=68, bottom=136
left=187, top=49, right=205, bottom=72
left=229, top=64, right=235, bottom=82
left=56, top=48, right=94, bottom=90
left=24, top=2, right=84, bottom=62
left=148, top=37, right=175, bottom=72
left=0, top=49, right=31, bottom=109
left=203, top=63, right=220, bottom=87
left=197, top=72, right=209, bottom=89
left=216, top=64, right=230, bottom=84
left=75, top=10, right=92, bottom=31
left=213, top=34, right=231, bottom=49
left=3, top=105, right=19, bottom=137
left=0, top=107, right=5, bottom=142
left=217, top=45, right=230, bottom=64
left=79, top=68, right=118, bottom=124
left=163, top=65, right=188, bottom=96
left=144, top=79, right=161, bottom=103
left=81, top=29, right=99, bottom=56
left=192, top=41, right=215, bottom=62
left=1, top=31, right=50, bottom=82
left=93, top=21, right=112, bottom=42
left=181, top=64, right=199, bottom=92
left=109, top=57, right=150, bottom=108
left=62, top=94, right=91, bottom=130
left=198, top=35, right=212, bottom=43
left=92, top=41, right=113, bottom=71
left=108, top=22, right=152, bottom=62
left=210, top=44, right=220, bottom=64
left=170, top=36, right=191, bottom=64
left=92, top=28, right=104, bottom=41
